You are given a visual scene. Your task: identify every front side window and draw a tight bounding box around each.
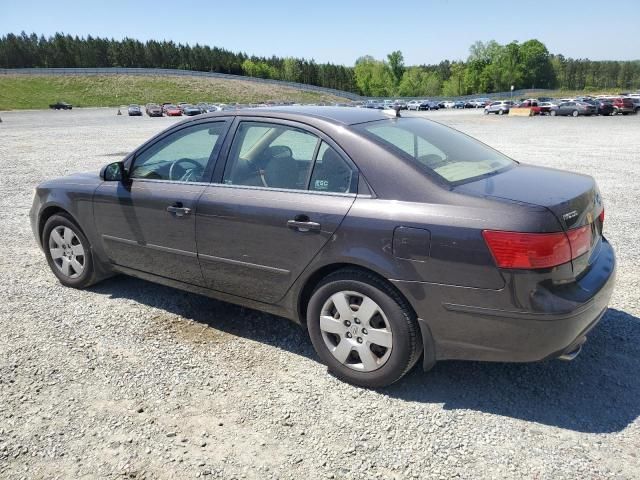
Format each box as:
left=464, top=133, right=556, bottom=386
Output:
left=355, top=118, right=515, bottom=185
left=130, top=122, right=227, bottom=182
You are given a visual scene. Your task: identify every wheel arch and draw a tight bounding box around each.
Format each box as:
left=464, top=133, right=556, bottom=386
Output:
left=297, top=262, right=416, bottom=326
left=38, top=204, right=83, bottom=245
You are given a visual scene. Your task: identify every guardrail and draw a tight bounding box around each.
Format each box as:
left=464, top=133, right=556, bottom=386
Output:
left=0, top=67, right=363, bottom=101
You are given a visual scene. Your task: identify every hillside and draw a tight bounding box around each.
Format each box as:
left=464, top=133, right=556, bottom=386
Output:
left=0, top=74, right=349, bottom=110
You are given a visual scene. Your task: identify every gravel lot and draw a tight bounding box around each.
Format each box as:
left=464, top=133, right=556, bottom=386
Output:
left=1, top=108, right=638, bottom=479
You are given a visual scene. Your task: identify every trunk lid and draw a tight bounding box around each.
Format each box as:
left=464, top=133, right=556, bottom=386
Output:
left=455, top=164, right=604, bottom=275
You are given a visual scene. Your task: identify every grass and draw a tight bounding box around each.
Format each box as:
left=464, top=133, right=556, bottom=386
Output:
left=0, top=74, right=349, bottom=110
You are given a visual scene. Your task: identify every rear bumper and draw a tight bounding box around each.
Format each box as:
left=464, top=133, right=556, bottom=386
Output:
left=393, top=238, right=616, bottom=364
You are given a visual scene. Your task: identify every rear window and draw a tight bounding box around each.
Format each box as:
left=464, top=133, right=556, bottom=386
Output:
left=355, top=118, right=515, bottom=184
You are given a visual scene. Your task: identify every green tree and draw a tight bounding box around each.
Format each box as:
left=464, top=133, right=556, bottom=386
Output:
left=387, top=50, right=405, bottom=86
left=519, top=39, right=555, bottom=89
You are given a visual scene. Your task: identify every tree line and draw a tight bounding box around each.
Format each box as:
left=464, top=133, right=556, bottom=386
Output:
left=1, top=32, right=639, bottom=97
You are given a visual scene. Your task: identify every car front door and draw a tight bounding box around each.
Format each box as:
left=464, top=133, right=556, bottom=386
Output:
left=93, top=119, right=231, bottom=285
left=196, top=119, right=358, bottom=303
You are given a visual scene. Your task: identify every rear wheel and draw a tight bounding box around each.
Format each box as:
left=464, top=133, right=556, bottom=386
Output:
left=43, top=214, right=98, bottom=289
left=572, top=110, right=579, bottom=117
left=498, top=109, right=504, bottom=115
left=550, top=110, right=557, bottom=116
left=307, top=269, right=422, bottom=388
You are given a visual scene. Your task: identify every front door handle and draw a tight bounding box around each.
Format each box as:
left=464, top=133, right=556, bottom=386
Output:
left=167, top=203, right=192, bottom=217
left=287, top=218, right=321, bottom=232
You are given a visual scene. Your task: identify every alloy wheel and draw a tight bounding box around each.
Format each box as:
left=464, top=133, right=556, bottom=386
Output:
left=49, top=226, right=85, bottom=278
left=319, top=291, right=393, bottom=372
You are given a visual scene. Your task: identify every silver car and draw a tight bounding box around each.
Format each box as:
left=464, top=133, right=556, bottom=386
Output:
left=484, top=101, right=514, bottom=115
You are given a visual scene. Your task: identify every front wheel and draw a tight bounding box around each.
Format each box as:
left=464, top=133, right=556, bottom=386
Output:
left=572, top=110, right=579, bottom=117
left=307, top=269, right=422, bottom=388
left=550, top=110, right=557, bottom=116
left=43, top=213, right=98, bottom=289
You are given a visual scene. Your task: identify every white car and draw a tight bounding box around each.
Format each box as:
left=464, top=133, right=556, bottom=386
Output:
left=407, top=100, right=421, bottom=111
left=443, top=101, right=456, bottom=108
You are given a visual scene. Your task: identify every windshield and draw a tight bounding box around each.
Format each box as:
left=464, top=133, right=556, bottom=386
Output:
left=355, top=117, right=515, bottom=184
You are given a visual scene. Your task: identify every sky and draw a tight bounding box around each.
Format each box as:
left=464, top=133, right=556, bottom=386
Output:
left=2, top=0, right=639, bottom=65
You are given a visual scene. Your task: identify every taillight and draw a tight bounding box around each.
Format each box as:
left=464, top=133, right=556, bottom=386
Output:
left=483, top=225, right=592, bottom=270
left=599, top=208, right=605, bottom=224
left=566, top=225, right=592, bottom=258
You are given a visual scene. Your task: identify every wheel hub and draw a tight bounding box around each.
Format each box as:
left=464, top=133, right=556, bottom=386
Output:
left=319, top=291, right=393, bottom=372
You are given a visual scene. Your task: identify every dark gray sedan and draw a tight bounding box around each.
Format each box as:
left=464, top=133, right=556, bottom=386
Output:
left=551, top=101, right=597, bottom=117
left=30, top=107, right=615, bottom=387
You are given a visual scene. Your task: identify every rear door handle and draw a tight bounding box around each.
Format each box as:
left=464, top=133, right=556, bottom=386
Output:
left=287, top=219, right=321, bottom=232
left=167, top=203, right=192, bottom=217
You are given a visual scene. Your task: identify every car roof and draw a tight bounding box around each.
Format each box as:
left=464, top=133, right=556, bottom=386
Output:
left=197, top=106, right=391, bottom=126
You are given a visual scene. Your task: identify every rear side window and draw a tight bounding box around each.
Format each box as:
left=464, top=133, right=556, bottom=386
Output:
left=309, top=142, right=354, bottom=193
left=356, top=118, right=514, bottom=185
left=222, top=122, right=357, bottom=193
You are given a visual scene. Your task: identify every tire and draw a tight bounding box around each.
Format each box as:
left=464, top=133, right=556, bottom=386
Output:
left=498, top=109, right=504, bottom=115
left=43, top=213, right=99, bottom=289
left=572, top=110, right=579, bottom=117
left=306, top=269, right=422, bottom=388
left=550, top=110, right=557, bottom=116
left=483, top=109, right=489, bottom=115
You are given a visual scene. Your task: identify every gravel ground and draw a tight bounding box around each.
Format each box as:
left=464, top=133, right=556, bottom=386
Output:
left=0, top=108, right=638, bottom=479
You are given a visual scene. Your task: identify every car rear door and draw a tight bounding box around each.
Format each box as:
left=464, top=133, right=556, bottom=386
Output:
left=196, top=118, right=358, bottom=303
left=93, top=118, right=231, bottom=285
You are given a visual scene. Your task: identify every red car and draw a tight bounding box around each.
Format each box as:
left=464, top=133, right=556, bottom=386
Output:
left=605, top=97, right=635, bottom=115
left=163, top=104, right=182, bottom=116
left=518, top=99, right=542, bottom=115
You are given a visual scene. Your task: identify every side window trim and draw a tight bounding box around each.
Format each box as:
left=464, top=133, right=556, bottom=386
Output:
left=212, top=116, right=359, bottom=195
left=304, top=137, right=324, bottom=190
left=127, top=118, right=232, bottom=184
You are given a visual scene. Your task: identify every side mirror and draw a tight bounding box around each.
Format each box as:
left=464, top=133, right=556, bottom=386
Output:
left=100, top=161, right=126, bottom=181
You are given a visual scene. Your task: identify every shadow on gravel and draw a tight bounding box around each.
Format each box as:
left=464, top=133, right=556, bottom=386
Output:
left=91, top=276, right=639, bottom=434
left=89, top=276, right=316, bottom=358
left=384, top=308, right=640, bottom=434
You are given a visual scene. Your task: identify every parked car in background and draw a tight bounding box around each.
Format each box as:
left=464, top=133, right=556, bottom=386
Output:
left=145, top=103, right=163, bottom=117
left=443, top=100, right=456, bottom=108
left=196, top=103, right=209, bottom=114
left=606, top=97, right=635, bottom=115
left=484, top=101, right=513, bottom=115
left=407, top=100, right=421, bottom=111
left=583, top=99, right=615, bottom=116
left=469, top=98, right=491, bottom=108
left=127, top=104, right=143, bottom=116
left=552, top=101, right=597, bottom=117
left=437, top=101, right=447, bottom=109
left=49, top=101, right=73, bottom=110
left=628, top=97, right=640, bottom=113
left=538, top=101, right=558, bottom=115
left=419, top=100, right=439, bottom=111
left=163, top=104, right=182, bottom=116
left=453, top=101, right=465, bottom=109
left=182, top=105, right=203, bottom=116
left=30, top=106, right=614, bottom=388
left=516, top=99, right=544, bottom=115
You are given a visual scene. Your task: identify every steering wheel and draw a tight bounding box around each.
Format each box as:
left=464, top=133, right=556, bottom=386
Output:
left=169, top=158, right=203, bottom=181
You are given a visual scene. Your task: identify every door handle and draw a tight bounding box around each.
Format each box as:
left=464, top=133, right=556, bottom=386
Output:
left=167, top=203, right=192, bottom=217
left=287, top=219, right=321, bottom=232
